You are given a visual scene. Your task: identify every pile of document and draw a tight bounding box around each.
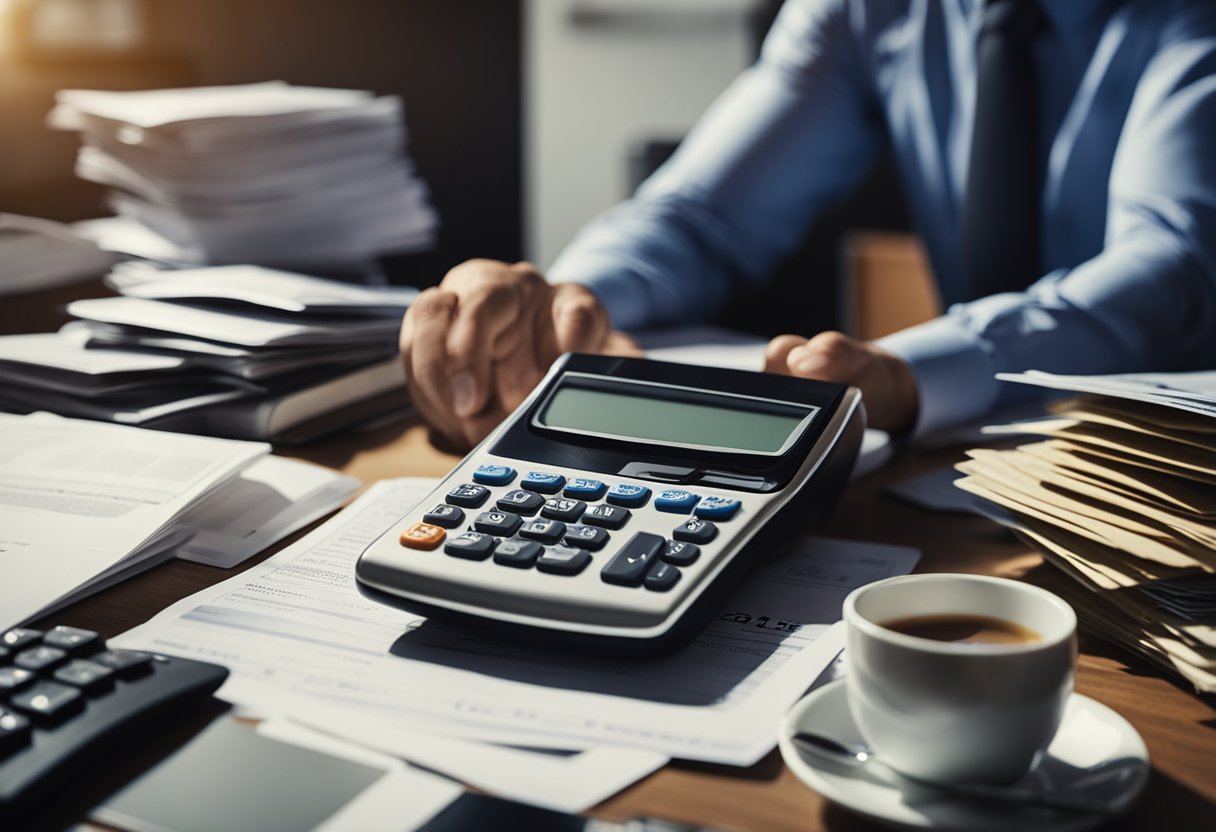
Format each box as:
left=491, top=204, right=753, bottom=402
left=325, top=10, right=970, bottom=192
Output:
left=0, top=213, right=119, bottom=296
left=48, top=81, right=438, bottom=273
left=955, top=370, right=1216, bottom=693
left=0, top=263, right=414, bottom=441
left=0, top=412, right=359, bottom=629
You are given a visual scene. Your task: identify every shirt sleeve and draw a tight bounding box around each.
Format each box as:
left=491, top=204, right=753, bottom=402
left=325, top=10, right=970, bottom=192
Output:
left=880, top=14, right=1216, bottom=438
left=547, top=0, right=886, bottom=330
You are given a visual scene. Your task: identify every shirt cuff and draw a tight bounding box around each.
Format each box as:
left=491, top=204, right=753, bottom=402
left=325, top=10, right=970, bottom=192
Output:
left=876, top=315, right=1001, bottom=440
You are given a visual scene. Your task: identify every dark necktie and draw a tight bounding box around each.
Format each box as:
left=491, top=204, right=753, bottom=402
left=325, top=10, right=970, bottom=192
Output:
left=962, top=0, right=1044, bottom=299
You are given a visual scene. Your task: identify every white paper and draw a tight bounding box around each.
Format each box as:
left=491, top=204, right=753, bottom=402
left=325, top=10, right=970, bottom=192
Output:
left=175, top=456, right=360, bottom=568
left=998, top=370, right=1216, bottom=418
left=0, top=412, right=266, bottom=627
left=114, top=477, right=919, bottom=766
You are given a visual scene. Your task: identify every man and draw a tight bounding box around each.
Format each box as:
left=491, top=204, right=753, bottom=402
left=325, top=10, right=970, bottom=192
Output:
left=401, top=0, right=1216, bottom=450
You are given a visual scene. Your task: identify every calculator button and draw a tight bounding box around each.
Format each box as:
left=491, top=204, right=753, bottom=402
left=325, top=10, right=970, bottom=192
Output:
left=474, top=510, right=523, bottom=537
left=93, top=649, right=153, bottom=680
left=673, top=517, right=718, bottom=544
left=521, top=472, right=567, bottom=494
left=662, top=540, right=701, bottom=566
left=2, top=629, right=42, bottom=651
left=537, top=546, right=592, bottom=576
left=541, top=498, right=586, bottom=523
left=582, top=504, right=631, bottom=530
left=472, top=463, right=516, bottom=486
left=14, top=646, right=67, bottom=673
left=563, top=525, right=610, bottom=552
left=0, top=667, right=34, bottom=693
left=496, top=489, right=546, bottom=516
left=563, top=478, right=607, bottom=501
left=493, top=538, right=543, bottom=568
left=446, top=484, right=491, bottom=508
left=444, top=531, right=496, bottom=560
left=694, top=496, right=742, bottom=521
left=644, top=562, right=681, bottom=592
left=399, top=522, right=446, bottom=551
left=655, top=490, right=701, bottom=513
left=520, top=518, right=567, bottom=544
left=423, top=504, right=465, bottom=528
left=53, top=659, right=115, bottom=694
left=601, top=532, right=665, bottom=587
left=606, top=483, right=651, bottom=508
left=42, top=626, right=102, bottom=656
left=10, top=681, right=83, bottom=722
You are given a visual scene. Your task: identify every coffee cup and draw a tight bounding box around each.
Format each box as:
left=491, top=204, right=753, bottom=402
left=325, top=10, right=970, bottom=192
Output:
left=842, top=573, right=1077, bottom=785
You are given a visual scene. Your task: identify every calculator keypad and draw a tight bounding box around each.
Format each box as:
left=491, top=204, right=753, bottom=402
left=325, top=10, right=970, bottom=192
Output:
left=388, top=457, right=753, bottom=623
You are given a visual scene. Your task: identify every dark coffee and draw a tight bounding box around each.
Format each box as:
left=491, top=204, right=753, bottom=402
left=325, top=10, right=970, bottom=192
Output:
left=879, top=614, right=1041, bottom=645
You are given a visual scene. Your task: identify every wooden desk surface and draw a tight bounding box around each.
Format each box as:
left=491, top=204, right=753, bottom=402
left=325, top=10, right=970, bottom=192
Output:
left=35, top=417, right=1216, bottom=832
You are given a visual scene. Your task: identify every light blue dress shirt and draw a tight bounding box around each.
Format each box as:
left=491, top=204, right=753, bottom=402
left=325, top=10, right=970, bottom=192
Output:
left=548, top=0, right=1216, bottom=436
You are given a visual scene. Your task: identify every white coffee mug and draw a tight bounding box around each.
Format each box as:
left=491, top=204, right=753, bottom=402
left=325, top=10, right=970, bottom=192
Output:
left=843, top=573, right=1077, bottom=785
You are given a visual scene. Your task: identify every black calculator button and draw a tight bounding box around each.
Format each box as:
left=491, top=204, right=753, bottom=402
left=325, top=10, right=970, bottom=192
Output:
left=11, top=681, right=84, bottom=722
left=563, top=525, right=609, bottom=552
left=0, top=667, right=34, bottom=693
left=601, top=532, right=665, bottom=587
left=14, top=646, right=67, bottom=673
left=0, top=645, right=7, bottom=663
left=662, top=540, right=701, bottom=566
left=537, top=546, right=592, bottom=576
left=521, top=472, right=567, bottom=494
left=54, top=659, right=116, bottom=694
left=0, top=708, right=32, bottom=755
left=43, top=626, right=102, bottom=656
left=541, top=498, right=586, bottom=523
left=673, top=517, right=718, bottom=544
left=582, top=504, right=631, bottom=530
left=446, top=484, right=491, bottom=508
left=644, top=562, right=681, bottom=592
left=520, top=518, right=567, bottom=544
left=496, top=490, right=545, bottom=516
left=444, top=531, right=496, bottom=561
left=474, top=510, right=523, bottom=537
left=2, top=629, right=42, bottom=652
left=93, top=649, right=154, bottom=680
left=423, top=504, right=465, bottom=528
left=493, top=538, right=543, bottom=568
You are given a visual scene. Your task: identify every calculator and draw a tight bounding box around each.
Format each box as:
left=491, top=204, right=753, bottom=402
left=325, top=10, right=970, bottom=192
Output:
left=356, top=353, right=863, bottom=651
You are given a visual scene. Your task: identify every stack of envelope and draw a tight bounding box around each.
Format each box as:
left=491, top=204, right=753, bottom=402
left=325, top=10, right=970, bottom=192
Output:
left=48, top=81, right=438, bottom=273
left=955, top=370, right=1216, bottom=693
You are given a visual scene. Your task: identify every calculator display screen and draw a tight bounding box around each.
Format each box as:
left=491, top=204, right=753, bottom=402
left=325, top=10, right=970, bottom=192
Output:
left=538, top=381, right=813, bottom=454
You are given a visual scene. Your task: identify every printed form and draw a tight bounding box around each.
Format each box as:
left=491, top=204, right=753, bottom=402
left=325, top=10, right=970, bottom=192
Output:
left=115, top=477, right=919, bottom=766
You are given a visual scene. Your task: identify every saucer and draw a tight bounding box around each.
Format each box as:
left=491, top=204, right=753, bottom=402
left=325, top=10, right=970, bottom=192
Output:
left=778, top=679, right=1149, bottom=831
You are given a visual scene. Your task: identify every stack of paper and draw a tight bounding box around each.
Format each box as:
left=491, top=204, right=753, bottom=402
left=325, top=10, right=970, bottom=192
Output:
left=0, top=263, right=414, bottom=441
left=954, top=370, right=1216, bottom=693
left=0, top=213, right=119, bottom=296
left=0, top=412, right=359, bottom=629
left=48, top=81, right=438, bottom=272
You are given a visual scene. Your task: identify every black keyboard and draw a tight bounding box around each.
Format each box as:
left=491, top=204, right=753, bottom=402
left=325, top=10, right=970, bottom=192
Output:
left=0, top=625, right=228, bottom=819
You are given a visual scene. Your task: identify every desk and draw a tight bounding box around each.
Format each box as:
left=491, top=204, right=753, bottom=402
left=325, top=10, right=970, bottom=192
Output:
left=27, top=416, right=1215, bottom=832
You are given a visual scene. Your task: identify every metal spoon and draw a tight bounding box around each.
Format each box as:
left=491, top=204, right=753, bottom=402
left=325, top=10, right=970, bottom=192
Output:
left=791, top=731, right=1124, bottom=814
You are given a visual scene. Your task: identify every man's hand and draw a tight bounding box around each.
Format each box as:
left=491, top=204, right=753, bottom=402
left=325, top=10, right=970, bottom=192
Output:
left=400, top=259, right=638, bottom=449
left=764, top=331, right=919, bottom=434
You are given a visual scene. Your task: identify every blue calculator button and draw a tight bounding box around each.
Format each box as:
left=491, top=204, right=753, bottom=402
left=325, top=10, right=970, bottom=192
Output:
left=521, top=472, right=567, bottom=494
left=606, top=483, right=651, bottom=508
left=694, top=496, right=742, bottom=520
left=655, top=490, right=700, bottom=513
left=472, top=464, right=516, bottom=486
left=563, top=478, right=607, bottom=500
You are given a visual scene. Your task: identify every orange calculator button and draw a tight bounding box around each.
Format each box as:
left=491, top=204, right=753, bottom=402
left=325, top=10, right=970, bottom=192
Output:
left=399, top=522, right=446, bottom=550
